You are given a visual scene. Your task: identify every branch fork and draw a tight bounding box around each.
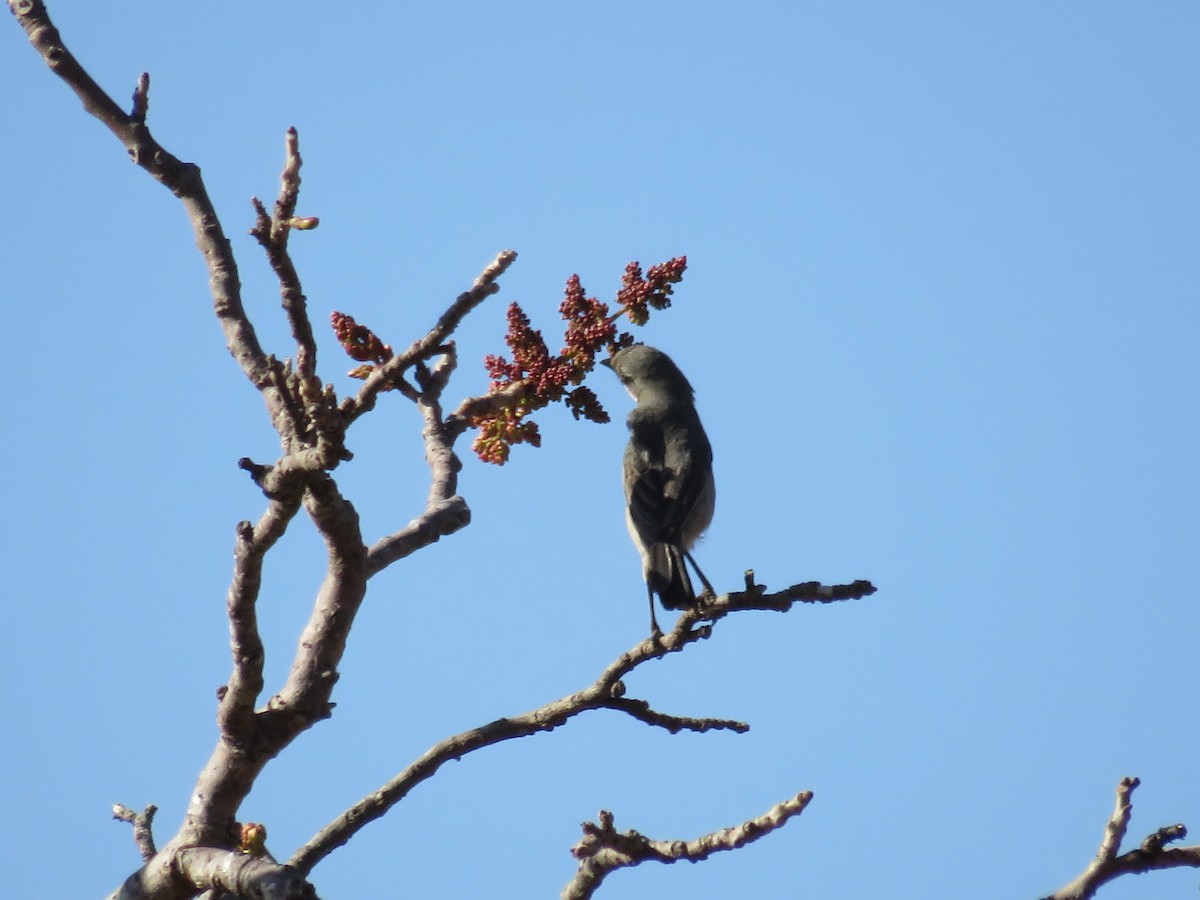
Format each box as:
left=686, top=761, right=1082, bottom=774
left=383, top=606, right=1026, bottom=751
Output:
left=1043, top=777, right=1200, bottom=900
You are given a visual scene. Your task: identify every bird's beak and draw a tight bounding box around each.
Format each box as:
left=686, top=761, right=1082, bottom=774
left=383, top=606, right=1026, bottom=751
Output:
left=600, top=357, right=614, bottom=371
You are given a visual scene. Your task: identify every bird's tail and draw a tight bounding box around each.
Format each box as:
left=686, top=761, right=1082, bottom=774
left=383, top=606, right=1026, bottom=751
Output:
left=646, top=542, right=696, bottom=610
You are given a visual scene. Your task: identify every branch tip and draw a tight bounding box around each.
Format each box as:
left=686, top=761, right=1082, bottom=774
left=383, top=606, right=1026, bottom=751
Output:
left=564, top=792, right=813, bottom=896
left=130, top=71, right=149, bottom=122
left=112, top=803, right=159, bottom=862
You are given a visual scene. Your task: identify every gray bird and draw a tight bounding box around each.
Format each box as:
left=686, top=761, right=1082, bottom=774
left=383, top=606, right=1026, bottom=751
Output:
left=603, top=344, right=716, bottom=635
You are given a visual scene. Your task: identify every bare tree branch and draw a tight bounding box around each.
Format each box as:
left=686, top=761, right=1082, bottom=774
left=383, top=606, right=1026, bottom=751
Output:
left=363, top=346, right=475, bottom=574
left=365, top=494, right=471, bottom=576
left=7, top=1, right=284, bottom=409
left=113, top=804, right=159, bottom=863
left=443, top=380, right=529, bottom=443
left=218, top=497, right=303, bottom=742
left=350, top=260, right=523, bottom=578
left=1042, top=777, right=1200, bottom=900
left=287, top=577, right=871, bottom=875
left=10, top=0, right=345, bottom=885
left=250, top=128, right=319, bottom=380
left=563, top=792, right=815, bottom=899
left=603, top=697, right=747, bottom=734
left=342, top=249, right=519, bottom=426
left=268, top=474, right=368, bottom=724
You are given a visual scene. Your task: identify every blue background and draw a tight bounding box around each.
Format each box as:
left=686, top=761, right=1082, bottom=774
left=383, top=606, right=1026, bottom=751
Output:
left=2, top=3, right=1197, bottom=898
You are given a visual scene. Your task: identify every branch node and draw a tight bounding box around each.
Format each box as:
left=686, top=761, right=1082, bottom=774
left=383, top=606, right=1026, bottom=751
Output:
left=237, top=457, right=272, bottom=488
left=1141, top=824, right=1188, bottom=853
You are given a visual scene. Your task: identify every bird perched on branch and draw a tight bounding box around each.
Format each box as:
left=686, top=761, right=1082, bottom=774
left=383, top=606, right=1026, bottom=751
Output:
left=603, top=344, right=716, bottom=635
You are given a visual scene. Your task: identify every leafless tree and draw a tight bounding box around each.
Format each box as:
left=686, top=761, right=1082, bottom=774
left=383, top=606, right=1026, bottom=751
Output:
left=8, top=3, right=1197, bottom=898
left=8, top=4, right=873, bottom=898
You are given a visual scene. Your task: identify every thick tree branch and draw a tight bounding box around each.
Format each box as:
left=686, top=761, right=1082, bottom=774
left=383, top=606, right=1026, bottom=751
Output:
left=1042, top=777, right=1200, bottom=900
left=563, top=792, right=814, bottom=899
left=413, top=348, right=462, bottom=504
left=287, top=577, right=870, bottom=875
left=268, top=475, right=368, bottom=729
left=107, top=847, right=318, bottom=900
left=111, top=474, right=362, bottom=900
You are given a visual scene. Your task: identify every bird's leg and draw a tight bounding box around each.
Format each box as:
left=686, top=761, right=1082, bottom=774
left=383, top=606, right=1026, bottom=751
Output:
left=683, top=550, right=716, bottom=599
left=646, top=584, right=662, bottom=637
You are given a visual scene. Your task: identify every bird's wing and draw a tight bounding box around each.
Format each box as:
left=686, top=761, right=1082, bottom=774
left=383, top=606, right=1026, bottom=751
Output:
left=624, top=411, right=711, bottom=545
left=624, top=439, right=671, bottom=546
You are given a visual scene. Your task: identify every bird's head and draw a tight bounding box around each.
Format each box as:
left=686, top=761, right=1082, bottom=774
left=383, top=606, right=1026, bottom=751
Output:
left=601, top=344, right=695, bottom=404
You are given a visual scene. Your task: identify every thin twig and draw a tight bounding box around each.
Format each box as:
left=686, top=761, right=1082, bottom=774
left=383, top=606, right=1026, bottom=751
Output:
left=563, top=792, right=814, bottom=899
left=342, top=250, right=518, bottom=425
left=250, top=128, right=319, bottom=380
left=129, top=71, right=149, bottom=124
left=218, top=496, right=303, bottom=742
left=112, top=804, right=158, bottom=862
left=9, top=0, right=275, bottom=396
left=365, top=495, right=471, bottom=577
left=287, top=577, right=870, bottom=875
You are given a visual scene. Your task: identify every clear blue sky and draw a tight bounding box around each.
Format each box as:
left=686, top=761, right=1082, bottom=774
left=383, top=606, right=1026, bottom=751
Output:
left=2, top=4, right=1197, bottom=898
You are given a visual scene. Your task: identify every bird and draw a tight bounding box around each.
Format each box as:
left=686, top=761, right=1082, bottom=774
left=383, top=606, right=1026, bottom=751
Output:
left=602, top=344, right=716, bottom=635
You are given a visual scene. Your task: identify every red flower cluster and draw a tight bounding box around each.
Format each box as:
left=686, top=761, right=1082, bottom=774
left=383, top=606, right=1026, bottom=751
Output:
left=560, top=274, right=617, bottom=367
left=472, top=299, right=604, bottom=464
left=483, top=303, right=578, bottom=401
left=330, top=311, right=393, bottom=376
left=471, top=257, right=687, bottom=464
left=615, top=256, right=687, bottom=326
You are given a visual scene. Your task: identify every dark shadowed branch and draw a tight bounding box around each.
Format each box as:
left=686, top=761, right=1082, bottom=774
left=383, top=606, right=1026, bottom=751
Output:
left=563, top=793, right=815, bottom=900
left=1042, top=777, right=1200, bottom=900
